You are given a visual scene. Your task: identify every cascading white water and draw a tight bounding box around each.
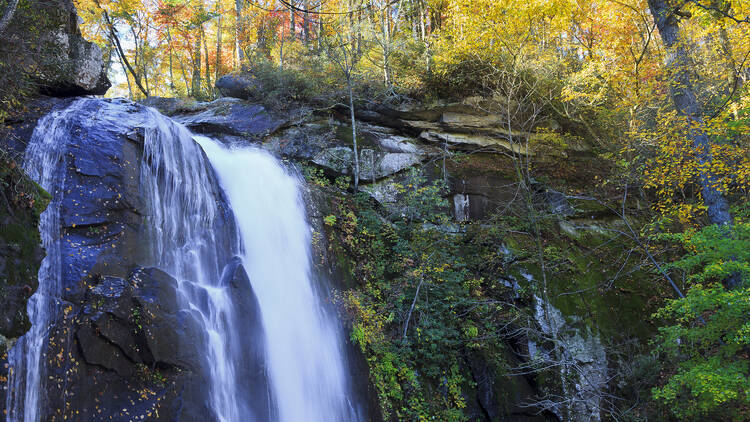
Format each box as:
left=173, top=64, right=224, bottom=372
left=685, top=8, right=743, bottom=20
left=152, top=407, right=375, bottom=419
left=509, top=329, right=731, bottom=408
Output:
left=5, top=101, right=86, bottom=422
left=196, top=136, right=360, bottom=422
left=139, top=111, right=245, bottom=422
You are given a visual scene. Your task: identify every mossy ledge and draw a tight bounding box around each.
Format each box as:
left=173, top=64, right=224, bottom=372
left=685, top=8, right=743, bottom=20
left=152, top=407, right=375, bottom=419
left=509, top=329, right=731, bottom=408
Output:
left=0, top=154, right=49, bottom=365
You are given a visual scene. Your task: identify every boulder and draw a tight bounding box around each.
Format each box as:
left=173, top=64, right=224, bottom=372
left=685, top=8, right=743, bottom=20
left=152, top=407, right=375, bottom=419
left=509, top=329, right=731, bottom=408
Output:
left=312, top=147, right=422, bottom=181
left=265, top=123, right=336, bottom=160
left=313, top=146, right=354, bottom=176
left=140, top=96, right=198, bottom=116
left=35, top=1, right=110, bottom=96
left=359, top=150, right=423, bottom=181
left=215, top=74, right=262, bottom=100
left=376, top=135, right=421, bottom=153
left=173, top=97, right=286, bottom=137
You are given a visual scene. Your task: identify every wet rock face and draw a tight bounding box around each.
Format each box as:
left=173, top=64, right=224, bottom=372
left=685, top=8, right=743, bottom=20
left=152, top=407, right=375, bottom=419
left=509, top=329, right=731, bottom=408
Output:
left=0, top=98, right=256, bottom=420
left=530, top=295, right=608, bottom=422
left=0, top=98, right=70, bottom=414
left=219, top=257, right=273, bottom=421
left=65, top=268, right=213, bottom=421
left=0, top=196, right=45, bottom=340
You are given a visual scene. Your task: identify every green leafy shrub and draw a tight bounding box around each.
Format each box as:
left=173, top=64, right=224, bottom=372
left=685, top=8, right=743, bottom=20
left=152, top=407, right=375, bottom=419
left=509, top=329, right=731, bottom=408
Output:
left=652, top=223, right=750, bottom=420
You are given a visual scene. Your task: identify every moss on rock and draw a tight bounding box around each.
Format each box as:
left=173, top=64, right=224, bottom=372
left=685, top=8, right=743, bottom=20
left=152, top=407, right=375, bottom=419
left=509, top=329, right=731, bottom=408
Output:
left=0, top=156, right=49, bottom=340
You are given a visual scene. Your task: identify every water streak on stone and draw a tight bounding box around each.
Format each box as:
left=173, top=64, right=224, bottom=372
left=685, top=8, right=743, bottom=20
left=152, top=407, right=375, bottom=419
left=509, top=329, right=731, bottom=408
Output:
left=6, top=100, right=87, bottom=422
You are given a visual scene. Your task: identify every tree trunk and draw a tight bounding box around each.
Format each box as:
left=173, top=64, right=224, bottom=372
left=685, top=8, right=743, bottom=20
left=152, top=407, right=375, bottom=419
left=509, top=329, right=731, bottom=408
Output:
left=257, top=22, right=269, bottom=57
left=216, top=14, right=223, bottom=83
left=103, top=35, right=114, bottom=75
left=347, top=0, right=354, bottom=46
left=382, top=6, right=392, bottom=87
left=647, top=0, right=733, bottom=228
left=0, top=0, right=19, bottom=37
left=166, top=28, right=176, bottom=91
left=303, top=0, right=310, bottom=43
left=418, top=0, right=426, bottom=40
left=348, top=80, right=359, bottom=192
left=178, top=55, right=191, bottom=96
left=289, top=0, right=295, bottom=41
left=203, top=25, right=211, bottom=94
left=318, top=7, right=323, bottom=49
left=235, top=0, right=244, bottom=63
left=192, top=30, right=202, bottom=98
left=105, top=12, right=148, bottom=97
left=648, top=0, right=741, bottom=290
left=118, top=47, right=134, bottom=99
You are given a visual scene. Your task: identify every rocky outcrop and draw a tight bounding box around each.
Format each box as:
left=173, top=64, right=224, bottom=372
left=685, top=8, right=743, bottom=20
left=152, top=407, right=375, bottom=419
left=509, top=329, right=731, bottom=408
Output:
left=0, top=98, right=268, bottom=420
left=311, top=147, right=422, bottom=181
left=146, top=97, right=431, bottom=183
left=173, top=97, right=287, bottom=137
left=196, top=88, right=598, bottom=222
left=69, top=268, right=213, bottom=420
left=0, top=91, right=638, bottom=422
left=0, top=0, right=110, bottom=99
left=34, top=0, right=110, bottom=96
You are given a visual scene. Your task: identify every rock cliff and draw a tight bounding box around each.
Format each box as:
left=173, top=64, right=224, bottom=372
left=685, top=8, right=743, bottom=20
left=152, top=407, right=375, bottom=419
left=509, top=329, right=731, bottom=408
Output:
left=0, top=99, right=269, bottom=420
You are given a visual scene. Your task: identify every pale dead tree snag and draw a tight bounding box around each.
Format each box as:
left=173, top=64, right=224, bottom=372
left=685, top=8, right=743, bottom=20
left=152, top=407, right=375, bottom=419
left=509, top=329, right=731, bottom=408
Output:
left=215, top=14, right=222, bottom=83
left=0, top=0, right=19, bottom=38
left=192, top=26, right=202, bottom=97
left=324, top=35, right=360, bottom=191
left=647, top=0, right=733, bottom=229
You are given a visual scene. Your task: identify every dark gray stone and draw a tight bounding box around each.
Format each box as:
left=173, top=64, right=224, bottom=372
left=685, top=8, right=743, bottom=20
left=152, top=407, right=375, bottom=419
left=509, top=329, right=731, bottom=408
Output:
left=220, top=257, right=273, bottom=421
left=174, top=97, right=286, bottom=137
left=215, top=74, right=262, bottom=100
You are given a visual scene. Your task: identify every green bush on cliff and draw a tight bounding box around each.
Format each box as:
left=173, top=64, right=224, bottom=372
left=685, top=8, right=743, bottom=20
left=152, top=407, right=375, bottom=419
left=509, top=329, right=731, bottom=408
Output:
left=652, top=223, right=750, bottom=420
left=325, top=171, right=525, bottom=421
left=0, top=150, right=49, bottom=340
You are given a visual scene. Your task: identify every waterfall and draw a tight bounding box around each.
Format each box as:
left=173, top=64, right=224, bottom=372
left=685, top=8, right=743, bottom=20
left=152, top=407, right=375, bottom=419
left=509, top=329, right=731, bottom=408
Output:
left=5, top=100, right=87, bottom=421
left=6, top=99, right=360, bottom=421
left=195, top=136, right=361, bottom=422
left=138, top=111, right=246, bottom=422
